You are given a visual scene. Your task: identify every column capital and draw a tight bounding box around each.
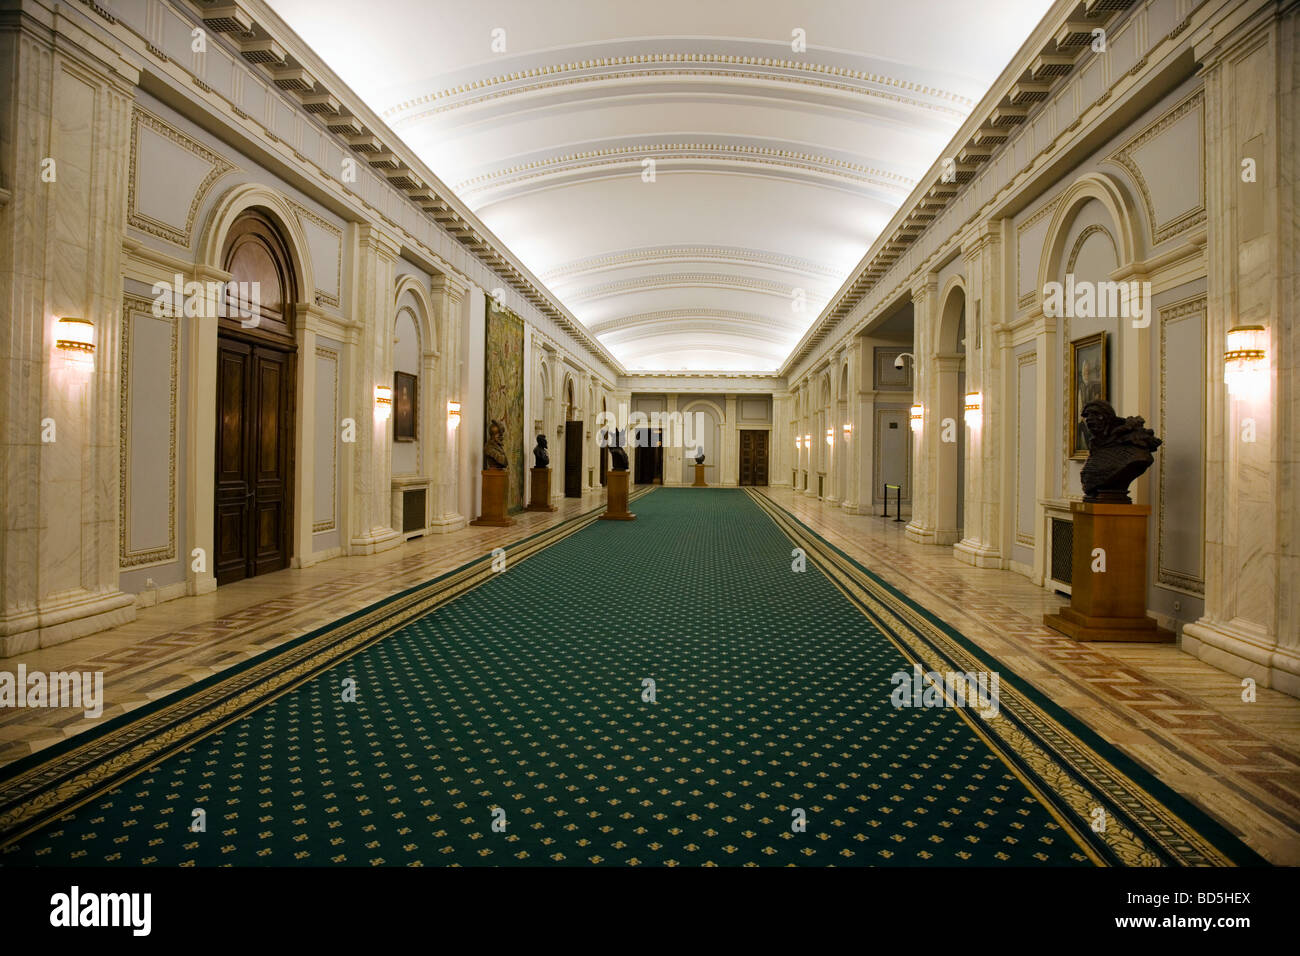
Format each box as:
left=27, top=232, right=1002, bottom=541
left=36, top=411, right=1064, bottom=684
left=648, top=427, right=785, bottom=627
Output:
left=961, top=219, right=1003, bottom=261
left=431, top=272, right=468, bottom=304
left=911, top=274, right=939, bottom=304
left=356, top=223, right=403, bottom=261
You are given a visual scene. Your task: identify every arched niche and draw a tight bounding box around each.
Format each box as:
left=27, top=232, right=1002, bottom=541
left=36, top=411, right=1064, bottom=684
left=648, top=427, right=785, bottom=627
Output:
left=680, top=397, right=724, bottom=483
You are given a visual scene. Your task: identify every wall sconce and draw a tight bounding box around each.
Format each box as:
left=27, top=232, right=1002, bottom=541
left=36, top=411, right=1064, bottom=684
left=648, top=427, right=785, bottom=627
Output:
left=56, top=317, right=95, bottom=368
left=1224, top=325, right=1268, bottom=398
left=964, top=392, right=982, bottom=427
left=375, top=384, right=392, bottom=419
left=909, top=404, right=924, bottom=432
left=804, top=434, right=811, bottom=448
left=447, top=400, right=462, bottom=426
left=794, top=436, right=802, bottom=450
left=825, top=428, right=834, bottom=446
left=842, top=422, right=852, bottom=439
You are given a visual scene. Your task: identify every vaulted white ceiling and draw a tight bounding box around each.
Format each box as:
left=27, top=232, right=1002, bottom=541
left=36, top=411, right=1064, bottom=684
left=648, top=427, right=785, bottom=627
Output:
left=266, top=0, right=1055, bottom=371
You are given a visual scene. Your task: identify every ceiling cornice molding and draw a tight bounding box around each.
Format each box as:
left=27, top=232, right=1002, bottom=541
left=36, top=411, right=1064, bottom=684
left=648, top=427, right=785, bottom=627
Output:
left=454, top=141, right=916, bottom=201
left=568, top=272, right=830, bottom=304
left=542, top=245, right=842, bottom=283
left=622, top=371, right=787, bottom=392
left=591, top=308, right=795, bottom=339
left=384, top=53, right=974, bottom=126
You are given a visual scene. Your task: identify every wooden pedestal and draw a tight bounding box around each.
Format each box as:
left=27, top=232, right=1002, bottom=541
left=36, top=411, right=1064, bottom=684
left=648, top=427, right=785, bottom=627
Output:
left=692, top=463, right=707, bottom=487
left=599, top=469, right=636, bottom=520
left=1043, top=501, right=1173, bottom=642
left=525, top=467, right=557, bottom=512
left=470, top=469, right=514, bottom=527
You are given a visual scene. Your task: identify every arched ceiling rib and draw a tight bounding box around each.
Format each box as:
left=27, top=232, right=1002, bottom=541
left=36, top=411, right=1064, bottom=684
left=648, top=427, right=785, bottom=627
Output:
left=266, top=0, right=1057, bottom=372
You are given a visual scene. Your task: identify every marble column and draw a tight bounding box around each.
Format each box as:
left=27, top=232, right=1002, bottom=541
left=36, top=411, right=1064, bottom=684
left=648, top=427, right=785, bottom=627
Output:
left=824, top=353, right=843, bottom=508
left=291, top=306, right=319, bottom=566
left=1184, top=6, right=1300, bottom=696
left=954, top=220, right=1008, bottom=568
left=346, top=224, right=402, bottom=555
left=771, top=391, right=792, bottom=487
left=0, top=11, right=138, bottom=654
left=841, top=342, right=862, bottom=513
left=428, top=273, right=466, bottom=532
left=664, top=392, right=683, bottom=485
left=906, top=275, right=941, bottom=542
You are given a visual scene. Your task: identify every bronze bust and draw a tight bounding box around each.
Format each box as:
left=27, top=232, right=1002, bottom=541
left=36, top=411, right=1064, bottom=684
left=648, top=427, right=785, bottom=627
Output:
left=532, top=434, right=549, bottom=469
left=483, top=419, right=508, bottom=470
left=693, top=446, right=706, bottom=465
left=603, top=429, right=629, bottom=471
left=1079, top=400, right=1162, bottom=503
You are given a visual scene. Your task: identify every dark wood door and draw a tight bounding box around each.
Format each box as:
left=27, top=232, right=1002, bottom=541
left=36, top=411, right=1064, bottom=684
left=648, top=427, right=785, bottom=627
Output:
left=739, top=429, right=770, bottom=486
left=634, top=429, right=663, bottom=484
left=564, top=421, right=583, bottom=497
left=215, top=336, right=294, bottom=585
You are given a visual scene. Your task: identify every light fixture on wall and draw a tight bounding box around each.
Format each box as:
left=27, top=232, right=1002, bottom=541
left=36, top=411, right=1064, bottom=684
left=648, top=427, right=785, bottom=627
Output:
left=448, top=400, right=462, bottom=427
left=375, top=384, right=392, bottom=419
left=825, top=428, right=834, bottom=446
left=794, top=436, right=802, bottom=450
left=804, top=434, right=811, bottom=448
left=1224, top=325, right=1268, bottom=398
left=842, top=422, right=852, bottom=439
left=55, top=317, right=95, bottom=368
left=964, top=392, right=982, bottom=427
left=910, top=404, right=924, bottom=432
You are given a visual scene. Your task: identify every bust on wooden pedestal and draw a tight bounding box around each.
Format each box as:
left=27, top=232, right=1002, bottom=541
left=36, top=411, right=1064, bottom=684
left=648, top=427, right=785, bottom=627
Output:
left=471, top=418, right=515, bottom=527
left=1044, top=401, right=1172, bottom=642
left=691, top=447, right=709, bottom=487
left=526, top=434, right=557, bottom=512
left=600, top=430, right=635, bottom=521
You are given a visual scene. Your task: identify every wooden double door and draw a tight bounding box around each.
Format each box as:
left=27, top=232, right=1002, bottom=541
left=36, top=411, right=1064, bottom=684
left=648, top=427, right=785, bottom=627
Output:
left=214, top=336, right=295, bottom=585
left=739, top=429, right=769, bottom=486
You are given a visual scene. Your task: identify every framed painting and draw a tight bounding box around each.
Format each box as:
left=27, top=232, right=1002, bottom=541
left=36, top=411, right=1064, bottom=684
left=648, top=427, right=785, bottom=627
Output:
left=1069, top=331, right=1107, bottom=459
left=393, top=370, right=417, bottom=442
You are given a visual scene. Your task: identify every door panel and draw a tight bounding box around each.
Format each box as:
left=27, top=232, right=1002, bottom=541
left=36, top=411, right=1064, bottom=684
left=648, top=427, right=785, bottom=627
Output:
left=215, top=341, right=252, bottom=585
left=739, top=430, right=770, bottom=486
left=564, top=421, right=582, bottom=497
left=215, top=337, right=293, bottom=585
left=252, top=350, right=291, bottom=576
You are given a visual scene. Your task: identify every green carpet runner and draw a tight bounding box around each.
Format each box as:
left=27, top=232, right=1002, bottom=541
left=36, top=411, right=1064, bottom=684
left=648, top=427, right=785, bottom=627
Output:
left=0, top=489, right=1261, bottom=866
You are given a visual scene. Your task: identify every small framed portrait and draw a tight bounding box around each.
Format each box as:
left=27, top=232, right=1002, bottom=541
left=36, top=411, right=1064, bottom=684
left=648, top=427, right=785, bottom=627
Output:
left=1069, top=332, right=1107, bottom=458
left=394, top=371, right=418, bottom=442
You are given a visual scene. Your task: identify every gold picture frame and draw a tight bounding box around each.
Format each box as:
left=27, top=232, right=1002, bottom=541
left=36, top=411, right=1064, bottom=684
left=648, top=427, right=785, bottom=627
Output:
left=1069, top=331, right=1107, bottom=459
left=393, top=371, right=417, bottom=442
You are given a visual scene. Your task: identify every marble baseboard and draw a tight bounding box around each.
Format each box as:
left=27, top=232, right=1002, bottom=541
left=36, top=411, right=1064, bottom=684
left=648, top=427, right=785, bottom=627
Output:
left=953, top=537, right=1004, bottom=568
left=131, top=580, right=188, bottom=608
left=292, top=546, right=344, bottom=569
left=348, top=528, right=402, bottom=555
left=0, top=590, right=138, bottom=658
left=1183, top=618, right=1300, bottom=697
left=427, top=514, right=468, bottom=534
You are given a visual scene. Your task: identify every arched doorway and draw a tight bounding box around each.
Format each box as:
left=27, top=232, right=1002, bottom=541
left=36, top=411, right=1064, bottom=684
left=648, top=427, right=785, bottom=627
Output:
left=213, top=210, right=298, bottom=585
left=936, top=284, right=966, bottom=542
